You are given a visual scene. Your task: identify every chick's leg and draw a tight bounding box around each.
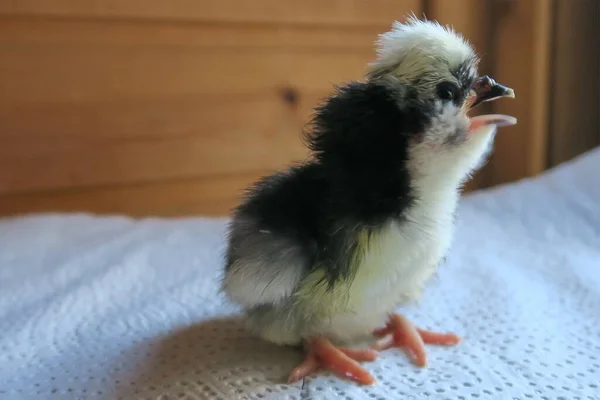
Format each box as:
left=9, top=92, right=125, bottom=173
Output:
left=372, top=314, right=460, bottom=367
left=288, top=337, right=378, bottom=385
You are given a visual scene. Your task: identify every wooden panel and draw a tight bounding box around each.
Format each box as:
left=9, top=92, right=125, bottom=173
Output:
left=0, top=121, right=310, bottom=194
left=0, top=91, right=324, bottom=192
left=0, top=19, right=375, bottom=193
left=0, top=43, right=373, bottom=104
left=0, top=17, right=383, bottom=49
left=0, top=172, right=268, bottom=217
left=548, top=0, right=600, bottom=166
left=0, top=93, right=319, bottom=141
left=487, top=0, right=552, bottom=184
left=0, top=0, right=420, bottom=26
left=0, top=0, right=424, bottom=216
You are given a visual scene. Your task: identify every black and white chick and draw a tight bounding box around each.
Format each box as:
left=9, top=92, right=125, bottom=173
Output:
left=221, top=17, right=516, bottom=385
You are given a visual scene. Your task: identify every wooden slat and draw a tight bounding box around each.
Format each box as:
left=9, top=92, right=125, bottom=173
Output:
left=0, top=17, right=383, bottom=49
left=0, top=0, right=420, bottom=27
left=548, top=0, right=600, bottom=167
left=0, top=128, right=311, bottom=194
left=0, top=46, right=373, bottom=104
left=0, top=1, right=423, bottom=216
left=0, top=22, right=374, bottom=193
left=0, top=172, right=269, bottom=217
left=0, top=41, right=356, bottom=192
left=0, top=92, right=322, bottom=141
left=488, top=0, right=552, bottom=184
left=0, top=90, right=334, bottom=193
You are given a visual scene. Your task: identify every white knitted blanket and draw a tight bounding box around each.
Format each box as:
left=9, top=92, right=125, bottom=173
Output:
left=1, top=148, right=599, bottom=400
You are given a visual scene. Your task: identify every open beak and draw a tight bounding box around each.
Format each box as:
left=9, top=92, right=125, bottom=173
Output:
left=470, top=75, right=515, bottom=109
left=467, top=75, right=517, bottom=132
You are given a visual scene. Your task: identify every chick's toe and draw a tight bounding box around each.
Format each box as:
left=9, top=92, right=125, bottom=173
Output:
left=372, top=314, right=460, bottom=367
left=288, top=337, right=377, bottom=385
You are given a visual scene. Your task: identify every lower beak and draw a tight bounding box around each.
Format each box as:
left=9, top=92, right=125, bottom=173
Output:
left=469, top=75, right=515, bottom=110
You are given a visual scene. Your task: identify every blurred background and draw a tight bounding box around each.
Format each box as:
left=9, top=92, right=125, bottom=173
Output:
left=0, top=0, right=598, bottom=217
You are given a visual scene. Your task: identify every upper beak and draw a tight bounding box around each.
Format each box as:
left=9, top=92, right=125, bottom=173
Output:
left=469, top=75, right=515, bottom=110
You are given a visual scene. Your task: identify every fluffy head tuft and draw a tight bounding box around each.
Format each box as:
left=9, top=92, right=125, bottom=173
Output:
left=368, top=16, right=478, bottom=85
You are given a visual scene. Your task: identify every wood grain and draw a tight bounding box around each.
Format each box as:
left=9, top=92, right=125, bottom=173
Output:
left=0, top=172, right=268, bottom=217
left=487, top=0, right=553, bottom=184
left=547, top=0, right=600, bottom=166
left=0, top=1, right=421, bottom=216
left=0, top=44, right=374, bottom=104
left=0, top=17, right=383, bottom=49
left=0, top=124, right=311, bottom=193
left=0, top=0, right=420, bottom=26
left=0, top=20, right=375, bottom=193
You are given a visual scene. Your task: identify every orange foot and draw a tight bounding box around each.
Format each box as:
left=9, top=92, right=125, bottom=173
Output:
left=287, top=336, right=378, bottom=385
left=372, top=314, right=460, bottom=367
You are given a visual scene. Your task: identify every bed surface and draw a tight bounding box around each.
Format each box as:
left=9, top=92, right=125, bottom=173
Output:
left=1, top=148, right=599, bottom=400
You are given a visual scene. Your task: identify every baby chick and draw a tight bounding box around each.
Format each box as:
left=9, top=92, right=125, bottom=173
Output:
left=222, top=17, right=516, bottom=385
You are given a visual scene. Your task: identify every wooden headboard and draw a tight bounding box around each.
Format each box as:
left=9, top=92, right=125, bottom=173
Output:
left=0, top=0, right=420, bottom=216
left=1, top=0, right=597, bottom=217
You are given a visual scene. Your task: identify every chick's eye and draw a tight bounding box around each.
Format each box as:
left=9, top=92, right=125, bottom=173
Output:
left=436, top=82, right=458, bottom=102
